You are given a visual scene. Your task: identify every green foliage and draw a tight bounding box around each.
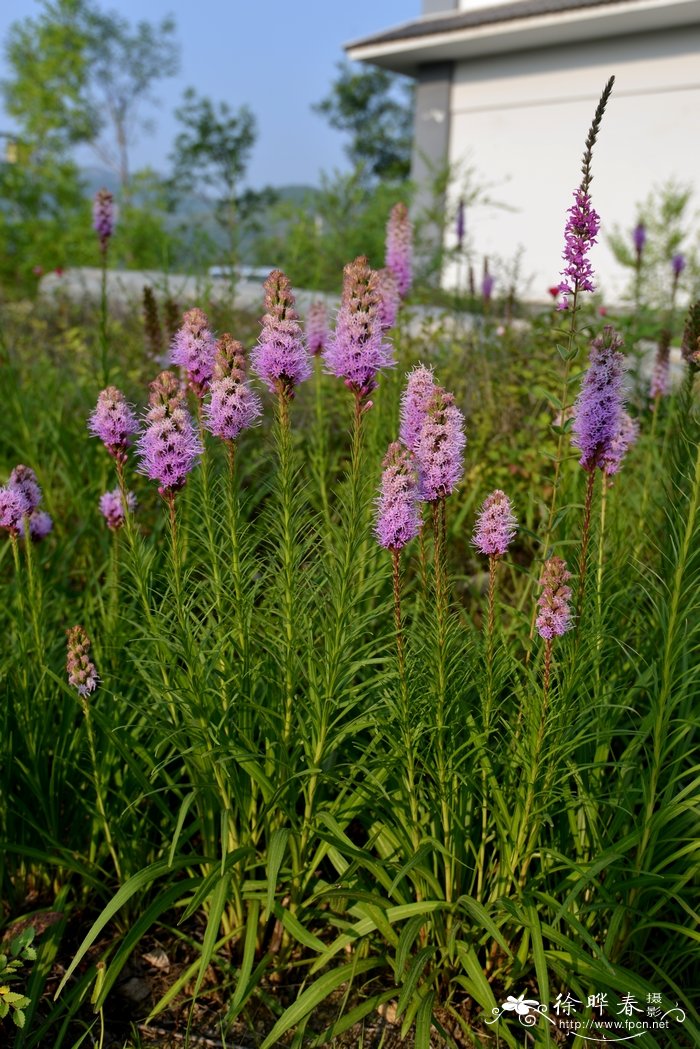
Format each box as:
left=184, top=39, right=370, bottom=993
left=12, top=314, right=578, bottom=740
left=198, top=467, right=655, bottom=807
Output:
left=0, top=928, right=36, bottom=1030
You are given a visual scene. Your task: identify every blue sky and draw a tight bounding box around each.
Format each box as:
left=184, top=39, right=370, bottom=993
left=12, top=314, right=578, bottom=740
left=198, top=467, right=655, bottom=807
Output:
left=0, top=0, right=420, bottom=187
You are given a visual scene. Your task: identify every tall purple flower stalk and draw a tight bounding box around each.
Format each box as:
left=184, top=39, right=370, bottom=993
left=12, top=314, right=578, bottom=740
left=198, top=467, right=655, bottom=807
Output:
left=89, top=387, right=139, bottom=464
left=599, top=411, right=639, bottom=476
left=456, top=199, right=465, bottom=251
left=66, top=625, right=99, bottom=696
left=482, top=271, right=495, bottom=306
left=649, top=330, right=671, bottom=402
left=536, top=556, right=573, bottom=642
left=100, top=489, right=137, bottom=530
left=252, top=270, right=312, bottom=399
left=0, top=487, right=30, bottom=537
left=323, top=256, right=393, bottom=406
left=557, top=188, right=601, bottom=309
left=386, top=202, right=413, bottom=298
left=572, top=326, right=626, bottom=473
left=204, top=334, right=263, bottom=441
left=399, top=364, right=436, bottom=452
left=305, top=301, right=328, bottom=356
left=672, top=253, right=686, bottom=279
left=414, top=386, right=467, bottom=503
left=633, top=222, right=646, bottom=258
left=93, top=189, right=115, bottom=253
left=170, top=307, right=217, bottom=399
left=136, top=371, right=202, bottom=499
left=472, top=490, right=517, bottom=557
left=375, top=442, right=421, bottom=552
left=377, top=267, right=400, bottom=332
left=2, top=466, right=53, bottom=542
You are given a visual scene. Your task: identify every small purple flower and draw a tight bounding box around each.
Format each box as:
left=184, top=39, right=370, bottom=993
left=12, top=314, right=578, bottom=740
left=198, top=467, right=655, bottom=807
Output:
left=305, top=301, right=328, bottom=356
left=170, top=307, right=217, bottom=398
left=414, top=386, right=467, bottom=502
left=386, top=202, right=413, bottom=298
left=8, top=465, right=42, bottom=514
left=20, top=510, right=53, bottom=542
left=572, top=326, right=625, bottom=472
left=0, top=486, right=31, bottom=536
left=633, top=222, right=646, bottom=256
left=252, top=270, right=312, bottom=397
left=536, top=556, right=573, bottom=640
left=377, top=267, right=400, bottom=331
left=93, top=188, right=115, bottom=251
left=66, top=625, right=99, bottom=697
left=323, top=256, right=394, bottom=404
left=599, top=411, right=639, bottom=476
left=89, top=386, right=139, bottom=462
left=482, top=272, right=495, bottom=303
left=204, top=334, right=263, bottom=441
left=375, top=442, right=421, bottom=551
left=672, top=253, right=686, bottom=278
left=399, top=364, right=436, bottom=452
left=456, top=199, right=466, bottom=251
left=472, top=490, right=517, bottom=557
left=100, top=488, right=136, bottom=530
left=557, top=187, right=600, bottom=309
left=136, top=371, right=202, bottom=496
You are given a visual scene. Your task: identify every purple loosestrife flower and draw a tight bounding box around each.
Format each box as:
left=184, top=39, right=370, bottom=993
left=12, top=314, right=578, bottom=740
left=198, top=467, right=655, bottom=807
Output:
left=386, top=202, right=413, bottom=298
left=377, top=267, right=400, bottom=332
left=136, top=371, right=202, bottom=496
left=536, top=556, right=573, bottom=640
left=8, top=465, right=42, bottom=513
left=204, top=334, right=263, bottom=441
left=375, top=442, right=421, bottom=551
left=170, top=307, right=217, bottom=398
left=399, top=364, right=436, bottom=452
left=557, top=188, right=600, bottom=309
left=100, top=488, right=136, bottom=530
left=89, top=386, right=139, bottom=462
left=414, top=386, right=467, bottom=502
left=305, top=301, right=328, bottom=356
left=20, top=510, right=53, bottom=542
left=0, top=487, right=30, bottom=536
left=472, top=490, right=517, bottom=557
left=672, top=253, right=686, bottom=278
left=633, top=222, right=646, bottom=256
left=572, top=326, right=625, bottom=472
left=599, top=411, right=639, bottom=476
left=323, top=256, right=394, bottom=404
left=66, top=625, right=99, bottom=696
left=93, top=188, right=115, bottom=252
left=252, top=270, right=312, bottom=397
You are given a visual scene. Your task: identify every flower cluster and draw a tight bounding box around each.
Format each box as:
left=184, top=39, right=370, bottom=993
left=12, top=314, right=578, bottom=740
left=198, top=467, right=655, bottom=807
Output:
left=93, top=188, right=116, bottom=251
left=557, top=188, right=600, bottom=308
left=413, top=387, right=467, bottom=502
left=385, top=202, right=413, bottom=298
left=204, top=335, right=263, bottom=441
left=323, top=256, right=393, bottom=402
left=472, top=490, right=517, bottom=557
left=599, top=411, right=639, bottom=476
left=399, top=365, right=436, bottom=452
left=252, top=270, right=312, bottom=397
left=66, top=625, right=99, bottom=696
left=375, top=442, right=421, bottom=551
left=376, top=267, right=400, bottom=332
left=136, top=371, right=202, bottom=496
left=100, top=489, right=137, bottom=530
left=88, top=387, right=139, bottom=462
left=536, top=557, right=573, bottom=640
left=170, top=308, right=217, bottom=398
left=0, top=465, right=52, bottom=540
left=633, top=221, right=646, bottom=257
left=649, top=331, right=671, bottom=401
left=572, top=326, right=625, bottom=472
left=305, top=301, right=328, bottom=356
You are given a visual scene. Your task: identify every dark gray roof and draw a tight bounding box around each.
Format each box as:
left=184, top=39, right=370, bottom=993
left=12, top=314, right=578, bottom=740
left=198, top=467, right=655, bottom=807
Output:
left=348, top=0, right=636, bottom=49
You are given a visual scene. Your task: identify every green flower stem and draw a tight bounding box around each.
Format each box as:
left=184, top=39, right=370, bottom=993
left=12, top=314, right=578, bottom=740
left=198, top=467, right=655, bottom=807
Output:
left=393, top=547, right=421, bottom=855
left=576, top=467, right=597, bottom=623
left=432, top=496, right=454, bottom=904
left=79, top=693, right=121, bottom=881
left=99, top=250, right=109, bottom=387
left=277, top=392, right=296, bottom=748
left=22, top=524, right=45, bottom=677
left=311, top=357, right=331, bottom=535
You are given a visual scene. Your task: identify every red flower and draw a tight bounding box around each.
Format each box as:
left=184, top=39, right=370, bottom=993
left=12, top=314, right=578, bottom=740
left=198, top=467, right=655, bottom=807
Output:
left=548, top=286, right=559, bottom=299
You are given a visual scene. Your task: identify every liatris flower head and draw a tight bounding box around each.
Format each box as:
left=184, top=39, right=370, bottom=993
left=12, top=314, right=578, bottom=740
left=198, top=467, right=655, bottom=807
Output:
left=375, top=441, right=421, bottom=551
left=170, top=307, right=217, bottom=398
left=599, top=410, right=639, bottom=476
left=88, top=386, right=139, bottom=463
left=414, top=385, right=467, bottom=501
left=20, top=510, right=53, bottom=542
left=100, top=488, right=136, bottom=530
left=323, top=256, right=394, bottom=404
left=572, top=325, right=625, bottom=472
left=557, top=187, right=600, bottom=309
left=456, top=199, right=465, bottom=250
left=93, top=188, right=115, bottom=251
left=649, top=330, right=671, bottom=400
left=252, top=270, right=312, bottom=397
left=377, top=267, right=400, bottom=331
left=8, top=465, right=42, bottom=514
left=472, top=489, right=517, bottom=557
left=136, top=370, right=202, bottom=496
left=633, top=222, right=646, bottom=256
left=672, top=252, right=686, bottom=278
left=204, top=334, right=263, bottom=441
left=66, top=625, right=99, bottom=697
left=0, top=486, right=31, bottom=536
left=386, top=202, right=413, bottom=298
left=536, top=556, right=573, bottom=640
left=305, top=301, right=328, bottom=356
left=681, top=300, right=700, bottom=368
left=399, top=364, right=436, bottom=452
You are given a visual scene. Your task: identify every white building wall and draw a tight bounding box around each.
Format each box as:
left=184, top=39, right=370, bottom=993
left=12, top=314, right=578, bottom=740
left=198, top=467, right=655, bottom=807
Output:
left=445, top=27, right=700, bottom=301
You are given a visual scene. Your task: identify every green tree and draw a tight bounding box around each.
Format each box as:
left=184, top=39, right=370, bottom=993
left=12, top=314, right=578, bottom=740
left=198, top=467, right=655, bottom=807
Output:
left=314, top=61, right=414, bottom=183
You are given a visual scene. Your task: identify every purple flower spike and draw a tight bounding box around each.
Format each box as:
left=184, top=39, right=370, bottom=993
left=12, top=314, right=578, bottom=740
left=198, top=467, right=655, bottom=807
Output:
left=204, top=334, right=263, bottom=441
left=672, top=253, right=686, bottom=278
left=599, top=411, right=639, bottom=476
left=170, top=307, right=217, bottom=398
left=572, top=325, right=625, bottom=472
left=0, top=486, right=31, bottom=536
left=100, top=488, right=137, bottom=530
left=377, top=267, right=400, bottom=332
left=93, top=188, right=116, bottom=251
left=456, top=199, right=466, bottom=250
left=649, top=331, right=671, bottom=401
left=136, top=371, right=202, bottom=496
left=399, top=364, right=436, bottom=452
left=482, top=272, right=495, bottom=303
left=633, top=222, right=646, bottom=256
left=557, top=187, right=600, bottom=309
left=252, top=270, right=312, bottom=397
left=386, top=202, right=413, bottom=298
left=306, top=301, right=328, bottom=356
left=324, top=256, right=393, bottom=403
left=536, top=556, right=573, bottom=640
left=66, top=625, right=99, bottom=697
left=472, top=490, right=517, bottom=557
left=375, top=442, right=421, bottom=551
left=9, top=465, right=42, bottom=514
left=89, top=386, right=139, bottom=462
left=414, top=386, right=467, bottom=502
left=20, top=510, right=53, bottom=542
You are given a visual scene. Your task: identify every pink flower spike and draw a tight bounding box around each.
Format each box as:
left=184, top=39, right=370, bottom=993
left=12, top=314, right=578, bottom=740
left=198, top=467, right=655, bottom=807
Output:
left=472, top=490, right=517, bottom=557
